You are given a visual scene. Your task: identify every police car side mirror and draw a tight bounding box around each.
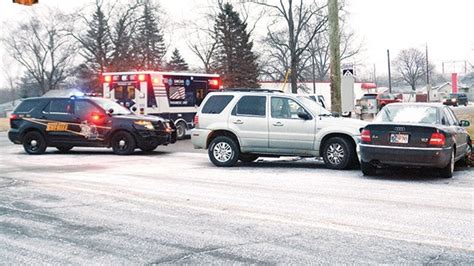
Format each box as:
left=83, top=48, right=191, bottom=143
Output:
left=107, top=108, right=114, bottom=115
left=131, top=106, right=137, bottom=112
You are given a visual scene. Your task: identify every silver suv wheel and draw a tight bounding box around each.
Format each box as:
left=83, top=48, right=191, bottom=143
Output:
left=326, top=143, right=345, bottom=165
left=208, top=136, right=239, bottom=167
left=213, top=142, right=233, bottom=163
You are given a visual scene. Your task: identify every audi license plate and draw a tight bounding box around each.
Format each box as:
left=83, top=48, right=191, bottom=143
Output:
left=390, top=133, right=409, bottom=144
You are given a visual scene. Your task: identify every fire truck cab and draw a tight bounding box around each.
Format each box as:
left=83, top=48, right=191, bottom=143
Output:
left=102, top=71, right=222, bottom=139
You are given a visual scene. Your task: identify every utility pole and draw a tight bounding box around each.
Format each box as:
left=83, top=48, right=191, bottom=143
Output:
left=328, top=0, right=341, bottom=112
left=425, top=44, right=431, bottom=102
left=312, top=53, right=316, bottom=94
left=387, top=49, right=392, bottom=93
left=425, top=44, right=430, bottom=84
left=373, top=64, right=377, bottom=84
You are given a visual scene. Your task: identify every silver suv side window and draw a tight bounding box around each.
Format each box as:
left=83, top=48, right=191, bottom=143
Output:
left=271, top=97, right=307, bottom=119
left=232, top=96, right=266, bottom=117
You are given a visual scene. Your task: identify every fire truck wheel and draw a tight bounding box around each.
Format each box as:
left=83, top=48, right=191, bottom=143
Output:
left=111, top=131, right=136, bottom=155
left=176, top=121, right=187, bottom=140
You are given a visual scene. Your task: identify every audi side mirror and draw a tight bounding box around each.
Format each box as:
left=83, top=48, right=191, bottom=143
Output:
left=459, top=120, right=470, bottom=127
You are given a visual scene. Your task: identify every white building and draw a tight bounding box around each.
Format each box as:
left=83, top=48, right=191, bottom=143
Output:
left=428, top=83, right=452, bottom=102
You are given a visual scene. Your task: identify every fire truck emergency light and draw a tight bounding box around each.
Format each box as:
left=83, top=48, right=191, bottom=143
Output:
left=13, top=0, right=38, bottom=6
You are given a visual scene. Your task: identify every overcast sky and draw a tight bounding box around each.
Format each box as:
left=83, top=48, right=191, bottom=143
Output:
left=1, top=0, right=473, bottom=88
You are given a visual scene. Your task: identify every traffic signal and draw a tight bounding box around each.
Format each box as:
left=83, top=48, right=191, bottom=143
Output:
left=12, top=0, right=38, bottom=6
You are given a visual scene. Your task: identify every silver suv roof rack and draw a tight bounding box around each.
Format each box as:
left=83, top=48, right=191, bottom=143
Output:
left=218, top=88, right=283, bottom=93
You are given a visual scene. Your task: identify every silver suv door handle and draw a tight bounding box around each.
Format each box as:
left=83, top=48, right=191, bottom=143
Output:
left=273, top=122, right=284, bottom=126
left=233, top=120, right=243, bottom=124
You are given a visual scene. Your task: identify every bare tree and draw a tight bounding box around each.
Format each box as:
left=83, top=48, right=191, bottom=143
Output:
left=188, top=34, right=217, bottom=74
left=257, top=0, right=328, bottom=93
left=2, top=10, right=75, bottom=95
left=394, top=48, right=433, bottom=91
left=1, top=59, right=20, bottom=103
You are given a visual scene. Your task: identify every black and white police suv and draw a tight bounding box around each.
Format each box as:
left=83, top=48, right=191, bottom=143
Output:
left=8, top=96, right=176, bottom=155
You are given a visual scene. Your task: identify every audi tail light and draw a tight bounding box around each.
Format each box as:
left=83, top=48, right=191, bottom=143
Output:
left=429, top=132, right=446, bottom=146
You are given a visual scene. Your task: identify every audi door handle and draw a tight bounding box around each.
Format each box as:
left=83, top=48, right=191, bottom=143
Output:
left=233, top=120, right=243, bottom=124
left=273, top=122, right=284, bottom=126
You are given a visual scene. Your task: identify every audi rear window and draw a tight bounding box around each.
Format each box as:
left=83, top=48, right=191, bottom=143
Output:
left=201, top=95, right=234, bottom=114
left=375, top=105, right=439, bottom=124
left=14, top=100, right=40, bottom=113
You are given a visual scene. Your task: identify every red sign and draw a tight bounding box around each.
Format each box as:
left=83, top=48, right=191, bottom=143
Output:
left=451, top=73, right=458, bottom=93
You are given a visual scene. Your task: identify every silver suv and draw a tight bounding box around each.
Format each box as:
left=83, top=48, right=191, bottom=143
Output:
left=191, top=90, right=366, bottom=169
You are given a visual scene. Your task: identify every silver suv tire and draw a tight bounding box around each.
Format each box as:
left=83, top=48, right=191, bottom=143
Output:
left=208, top=136, right=239, bottom=167
left=322, top=137, right=354, bottom=170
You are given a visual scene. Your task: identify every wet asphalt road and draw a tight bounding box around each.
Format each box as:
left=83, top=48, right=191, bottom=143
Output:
left=0, top=132, right=473, bottom=264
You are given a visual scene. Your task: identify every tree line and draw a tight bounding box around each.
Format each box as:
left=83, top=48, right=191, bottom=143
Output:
left=0, top=0, right=457, bottom=102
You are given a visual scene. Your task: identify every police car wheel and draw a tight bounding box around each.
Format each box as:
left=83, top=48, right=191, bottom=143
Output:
left=23, top=131, right=47, bottom=155
left=208, top=136, right=239, bottom=167
left=176, top=121, right=187, bottom=140
left=111, top=131, right=136, bottom=155
left=56, top=145, right=73, bottom=153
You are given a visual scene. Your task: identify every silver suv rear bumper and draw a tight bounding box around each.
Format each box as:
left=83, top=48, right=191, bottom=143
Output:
left=190, top=128, right=211, bottom=149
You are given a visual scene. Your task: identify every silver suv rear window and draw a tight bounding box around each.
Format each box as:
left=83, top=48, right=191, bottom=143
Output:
left=201, top=95, right=234, bottom=114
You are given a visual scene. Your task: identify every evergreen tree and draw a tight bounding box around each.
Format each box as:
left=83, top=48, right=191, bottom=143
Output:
left=135, top=0, right=166, bottom=70
left=73, top=1, right=113, bottom=92
left=212, top=2, right=259, bottom=88
left=79, top=1, right=111, bottom=73
left=167, top=49, right=189, bottom=71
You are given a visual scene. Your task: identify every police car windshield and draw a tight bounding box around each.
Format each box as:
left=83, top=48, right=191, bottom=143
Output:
left=92, top=98, right=132, bottom=115
left=297, top=96, right=331, bottom=116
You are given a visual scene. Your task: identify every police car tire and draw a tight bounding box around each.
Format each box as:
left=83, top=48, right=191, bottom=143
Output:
left=56, top=145, right=73, bottom=153
left=176, top=121, right=187, bottom=140
left=23, top=131, right=47, bottom=155
left=322, top=137, right=353, bottom=170
left=208, top=136, right=239, bottom=167
left=111, top=131, right=136, bottom=155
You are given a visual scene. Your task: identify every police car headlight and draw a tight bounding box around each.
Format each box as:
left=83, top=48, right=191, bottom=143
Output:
left=134, top=120, right=154, bottom=130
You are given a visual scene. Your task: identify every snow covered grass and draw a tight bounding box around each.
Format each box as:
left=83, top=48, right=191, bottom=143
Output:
left=0, top=118, right=9, bottom=132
